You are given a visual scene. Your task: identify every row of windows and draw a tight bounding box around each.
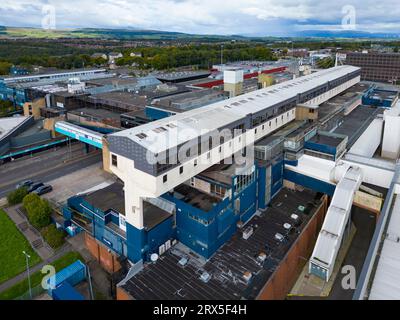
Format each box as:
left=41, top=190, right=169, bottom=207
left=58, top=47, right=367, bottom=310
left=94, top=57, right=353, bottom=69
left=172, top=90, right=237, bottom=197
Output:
left=161, top=110, right=295, bottom=182
left=156, top=108, right=297, bottom=175
left=188, top=213, right=214, bottom=226
left=144, top=73, right=358, bottom=177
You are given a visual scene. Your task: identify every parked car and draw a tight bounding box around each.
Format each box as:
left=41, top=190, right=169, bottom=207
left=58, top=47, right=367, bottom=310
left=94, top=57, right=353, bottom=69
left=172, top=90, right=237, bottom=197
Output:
left=15, top=180, right=33, bottom=190
left=27, top=182, right=44, bottom=193
left=33, top=185, right=53, bottom=196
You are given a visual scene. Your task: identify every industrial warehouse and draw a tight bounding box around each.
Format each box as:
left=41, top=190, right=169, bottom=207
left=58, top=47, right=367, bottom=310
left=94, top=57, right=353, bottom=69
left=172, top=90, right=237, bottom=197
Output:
left=10, top=62, right=391, bottom=301
left=1, top=52, right=400, bottom=301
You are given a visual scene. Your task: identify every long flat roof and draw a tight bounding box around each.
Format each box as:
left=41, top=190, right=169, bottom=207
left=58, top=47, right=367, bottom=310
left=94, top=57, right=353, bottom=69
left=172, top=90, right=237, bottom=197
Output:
left=119, top=188, right=322, bottom=300
left=369, top=193, right=400, bottom=299
left=1, top=68, right=107, bottom=82
left=0, top=116, right=31, bottom=141
left=109, top=66, right=360, bottom=154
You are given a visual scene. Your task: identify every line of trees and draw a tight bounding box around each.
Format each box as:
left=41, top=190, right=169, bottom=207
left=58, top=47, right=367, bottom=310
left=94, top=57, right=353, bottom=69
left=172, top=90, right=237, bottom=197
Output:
left=116, top=44, right=277, bottom=70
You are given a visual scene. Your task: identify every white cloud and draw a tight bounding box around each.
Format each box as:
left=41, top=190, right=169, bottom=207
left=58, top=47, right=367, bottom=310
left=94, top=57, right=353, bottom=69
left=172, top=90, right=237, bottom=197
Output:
left=0, top=0, right=399, bottom=35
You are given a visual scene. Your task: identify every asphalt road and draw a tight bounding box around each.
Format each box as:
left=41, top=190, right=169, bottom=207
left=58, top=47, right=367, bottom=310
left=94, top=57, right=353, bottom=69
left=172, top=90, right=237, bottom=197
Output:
left=0, top=144, right=102, bottom=198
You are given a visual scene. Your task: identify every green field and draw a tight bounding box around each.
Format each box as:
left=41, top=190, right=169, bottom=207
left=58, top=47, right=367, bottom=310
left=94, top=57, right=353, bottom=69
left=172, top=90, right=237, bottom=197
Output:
left=0, top=251, right=84, bottom=300
left=1, top=27, right=100, bottom=39
left=0, top=209, right=41, bottom=285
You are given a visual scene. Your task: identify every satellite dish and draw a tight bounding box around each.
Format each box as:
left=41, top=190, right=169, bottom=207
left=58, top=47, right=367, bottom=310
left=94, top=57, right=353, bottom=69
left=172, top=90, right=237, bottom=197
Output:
left=150, top=253, right=159, bottom=262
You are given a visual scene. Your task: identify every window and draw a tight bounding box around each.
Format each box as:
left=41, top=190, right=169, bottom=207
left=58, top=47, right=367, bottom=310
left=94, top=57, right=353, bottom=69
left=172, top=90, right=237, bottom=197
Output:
left=112, top=154, right=118, bottom=167
left=179, top=166, right=183, bottom=174
left=207, top=152, right=211, bottom=159
left=255, top=129, right=257, bottom=134
left=163, top=175, right=168, bottom=183
left=194, top=159, right=198, bottom=167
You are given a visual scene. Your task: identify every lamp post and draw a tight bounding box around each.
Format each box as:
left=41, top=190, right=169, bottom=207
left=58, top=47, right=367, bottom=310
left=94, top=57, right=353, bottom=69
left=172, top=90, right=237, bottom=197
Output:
left=22, top=251, right=32, bottom=299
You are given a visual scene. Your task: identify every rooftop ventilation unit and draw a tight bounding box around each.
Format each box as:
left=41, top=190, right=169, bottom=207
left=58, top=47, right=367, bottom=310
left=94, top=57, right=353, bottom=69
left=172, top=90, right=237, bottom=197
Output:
left=243, top=271, right=252, bottom=283
left=243, top=226, right=254, bottom=240
left=178, top=257, right=188, bottom=267
left=200, top=271, right=211, bottom=283
left=257, top=252, right=267, bottom=263
left=275, top=233, right=285, bottom=242
left=283, top=223, right=292, bottom=230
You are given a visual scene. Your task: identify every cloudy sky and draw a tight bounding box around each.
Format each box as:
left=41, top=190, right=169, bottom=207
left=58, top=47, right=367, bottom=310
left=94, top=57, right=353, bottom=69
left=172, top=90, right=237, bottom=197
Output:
left=1, top=0, right=400, bottom=36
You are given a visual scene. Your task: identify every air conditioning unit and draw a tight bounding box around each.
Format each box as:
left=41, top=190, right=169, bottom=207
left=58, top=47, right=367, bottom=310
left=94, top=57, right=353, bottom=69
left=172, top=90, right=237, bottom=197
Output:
left=243, top=226, right=254, bottom=240
left=257, top=252, right=267, bottom=263
left=178, top=257, right=188, bottom=267
left=159, top=244, right=166, bottom=256
left=243, top=271, right=252, bottom=283
left=275, top=233, right=284, bottom=242
left=200, top=272, right=211, bottom=283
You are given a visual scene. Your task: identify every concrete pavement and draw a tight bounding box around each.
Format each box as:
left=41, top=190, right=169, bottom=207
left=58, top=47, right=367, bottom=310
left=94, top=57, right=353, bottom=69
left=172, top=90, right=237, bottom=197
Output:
left=0, top=147, right=101, bottom=198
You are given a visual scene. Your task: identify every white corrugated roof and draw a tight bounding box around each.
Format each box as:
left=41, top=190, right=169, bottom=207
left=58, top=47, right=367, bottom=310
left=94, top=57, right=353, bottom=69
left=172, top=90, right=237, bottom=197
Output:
left=312, top=231, right=338, bottom=266
left=0, top=116, right=29, bottom=140
left=311, top=167, right=362, bottom=270
left=110, top=65, right=360, bottom=154
left=369, top=194, right=400, bottom=300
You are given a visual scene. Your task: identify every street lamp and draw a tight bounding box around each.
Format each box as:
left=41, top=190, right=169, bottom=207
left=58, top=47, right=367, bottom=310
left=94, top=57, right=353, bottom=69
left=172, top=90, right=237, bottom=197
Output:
left=22, top=251, right=32, bottom=299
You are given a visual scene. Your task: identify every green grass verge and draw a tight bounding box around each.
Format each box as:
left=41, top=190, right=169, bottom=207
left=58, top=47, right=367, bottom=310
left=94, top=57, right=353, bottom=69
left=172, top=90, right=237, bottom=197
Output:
left=0, top=209, right=41, bottom=285
left=0, top=251, right=84, bottom=300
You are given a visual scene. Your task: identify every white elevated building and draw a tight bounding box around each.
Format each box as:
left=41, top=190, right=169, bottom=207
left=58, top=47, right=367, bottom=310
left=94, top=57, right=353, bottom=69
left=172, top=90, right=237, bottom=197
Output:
left=106, top=65, right=361, bottom=262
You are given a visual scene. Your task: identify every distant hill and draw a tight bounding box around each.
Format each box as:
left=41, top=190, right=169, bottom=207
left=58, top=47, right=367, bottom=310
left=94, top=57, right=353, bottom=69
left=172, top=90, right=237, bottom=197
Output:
left=0, top=26, right=248, bottom=41
left=1, top=26, right=400, bottom=41
left=295, top=30, right=400, bottom=39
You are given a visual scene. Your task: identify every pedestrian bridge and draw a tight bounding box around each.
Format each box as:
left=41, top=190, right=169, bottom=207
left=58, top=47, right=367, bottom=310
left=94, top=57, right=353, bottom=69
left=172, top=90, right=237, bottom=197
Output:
left=55, top=121, right=103, bottom=149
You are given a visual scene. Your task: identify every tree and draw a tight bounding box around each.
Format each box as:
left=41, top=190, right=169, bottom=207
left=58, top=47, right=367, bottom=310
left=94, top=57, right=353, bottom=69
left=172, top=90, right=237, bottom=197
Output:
left=41, top=225, right=66, bottom=249
left=0, top=100, right=14, bottom=117
left=23, top=193, right=52, bottom=229
left=7, top=187, right=28, bottom=205
left=0, top=61, right=12, bottom=75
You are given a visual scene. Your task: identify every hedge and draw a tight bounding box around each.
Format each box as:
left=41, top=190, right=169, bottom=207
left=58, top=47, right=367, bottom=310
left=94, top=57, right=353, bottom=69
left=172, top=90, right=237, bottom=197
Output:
left=7, top=187, right=28, bottom=205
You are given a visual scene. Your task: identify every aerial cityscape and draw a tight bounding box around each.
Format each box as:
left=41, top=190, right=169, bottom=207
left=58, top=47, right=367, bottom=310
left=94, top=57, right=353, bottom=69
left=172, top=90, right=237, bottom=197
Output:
left=1, top=0, right=400, bottom=309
